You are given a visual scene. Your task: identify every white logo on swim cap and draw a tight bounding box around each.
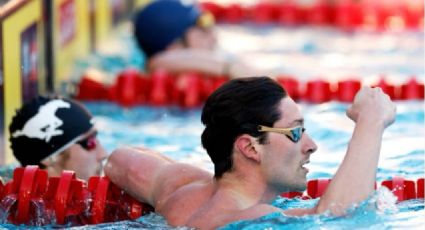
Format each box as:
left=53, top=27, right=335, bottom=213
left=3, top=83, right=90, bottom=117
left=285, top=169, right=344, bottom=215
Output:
left=12, top=99, right=71, bottom=142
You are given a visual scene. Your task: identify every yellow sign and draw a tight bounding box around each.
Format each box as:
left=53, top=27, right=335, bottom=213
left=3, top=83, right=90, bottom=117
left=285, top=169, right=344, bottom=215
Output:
left=1, top=0, right=43, bottom=164
left=53, top=0, right=91, bottom=91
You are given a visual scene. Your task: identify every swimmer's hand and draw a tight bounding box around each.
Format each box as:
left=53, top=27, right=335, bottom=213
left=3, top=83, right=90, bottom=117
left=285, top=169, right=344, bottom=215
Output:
left=346, top=87, right=396, bottom=129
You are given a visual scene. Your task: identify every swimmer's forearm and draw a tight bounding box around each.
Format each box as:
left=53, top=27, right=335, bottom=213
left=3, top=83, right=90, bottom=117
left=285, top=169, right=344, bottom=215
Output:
left=148, top=50, right=226, bottom=76
left=316, top=117, right=385, bottom=215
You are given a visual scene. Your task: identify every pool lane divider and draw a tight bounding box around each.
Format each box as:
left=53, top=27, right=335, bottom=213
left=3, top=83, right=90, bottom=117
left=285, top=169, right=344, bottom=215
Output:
left=0, top=166, right=153, bottom=226
left=0, top=166, right=423, bottom=226
left=77, top=69, right=424, bottom=108
left=199, top=1, right=423, bottom=31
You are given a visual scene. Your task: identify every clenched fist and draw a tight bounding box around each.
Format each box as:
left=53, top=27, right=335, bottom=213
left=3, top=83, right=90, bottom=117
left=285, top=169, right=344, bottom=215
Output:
left=346, top=87, right=396, bottom=129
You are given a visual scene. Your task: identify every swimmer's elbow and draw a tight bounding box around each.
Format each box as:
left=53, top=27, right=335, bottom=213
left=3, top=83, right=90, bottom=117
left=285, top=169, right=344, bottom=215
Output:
left=104, top=148, right=133, bottom=183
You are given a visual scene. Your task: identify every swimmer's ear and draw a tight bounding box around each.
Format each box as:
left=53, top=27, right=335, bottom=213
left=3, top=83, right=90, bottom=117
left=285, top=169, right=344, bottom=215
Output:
left=235, top=134, right=260, bottom=162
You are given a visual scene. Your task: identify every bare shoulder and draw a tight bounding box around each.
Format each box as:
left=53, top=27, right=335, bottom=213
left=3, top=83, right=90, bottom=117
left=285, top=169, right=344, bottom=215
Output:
left=157, top=162, right=212, bottom=187
left=105, top=146, right=212, bottom=205
left=152, top=162, right=213, bottom=204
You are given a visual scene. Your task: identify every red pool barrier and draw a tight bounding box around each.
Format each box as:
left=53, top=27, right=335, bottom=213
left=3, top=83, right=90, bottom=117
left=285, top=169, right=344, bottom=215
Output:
left=276, top=1, right=303, bottom=26
left=0, top=166, right=422, bottom=226
left=115, top=68, right=143, bottom=107
left=417, top=178, right=424, bottom=199
left=173, top=72, right=203, bottom=108
left=88, top=176, right=110, bottom=224
left=199, top=0, right=423, bottom=30
left=381, top=177, right=416, bottom=202
left=150, top=69, right=173, bottom=106
left=17, top=166, right=48, bottom=224
left=281, top=191, right=303, bottom=199
left=277, top=76, right=300, bottom=101
left=199, top=2, right=224, bottom=21
left=76, top=70, right=423, bottom=106
left=307, top=178, right=331, bottom=199
left=334, top=0, right=363, bottom=31
left=401, top=3, right=424, bottom=29
left=400, top=78, right=424, bottom=100
left=372, top=78, right=397, bottom=100
left=250, top=2, right=276, bottom=24
left=77, top=76, right=109, bottom=101
left=304, top=80, right=333, bottom=103
left=337, top=79, right=361, bottom=102
left=222, top=4, right=245, bottom=23
left=0, top=166, right=153, bottom=226
left=306, top=0, right=331, bottom=26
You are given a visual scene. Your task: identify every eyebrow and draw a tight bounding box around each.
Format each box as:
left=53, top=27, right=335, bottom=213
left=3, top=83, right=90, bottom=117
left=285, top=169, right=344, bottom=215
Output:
left=290, top=119, right=304, bottom=126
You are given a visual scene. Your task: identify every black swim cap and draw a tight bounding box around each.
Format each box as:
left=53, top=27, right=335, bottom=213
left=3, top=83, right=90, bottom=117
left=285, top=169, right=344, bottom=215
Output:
left=9, top=96, right=94, bottom=166
left=133, top=0, right=201, bottom=58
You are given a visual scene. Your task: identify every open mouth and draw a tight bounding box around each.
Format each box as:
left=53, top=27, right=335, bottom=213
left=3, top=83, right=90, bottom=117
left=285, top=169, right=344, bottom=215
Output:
left=301, top=160, right=310, bottom=172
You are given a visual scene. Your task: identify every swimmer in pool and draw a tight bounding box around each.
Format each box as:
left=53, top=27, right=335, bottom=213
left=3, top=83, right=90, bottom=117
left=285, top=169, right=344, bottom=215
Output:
left=9, top=95, right=107, bottom=181
left=105, top=76, right=396, bottom=229
left=133, top=0, right=273, bottom=78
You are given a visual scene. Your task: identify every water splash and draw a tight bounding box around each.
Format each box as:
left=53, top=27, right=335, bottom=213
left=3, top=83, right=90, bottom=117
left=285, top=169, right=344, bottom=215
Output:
left=219, top=188, right=422, bottom=230
left=0, top=195, right=17, bottom=223
left=371, top=186, right=398, bottom=214
left=28, top=199, right=53, bottom=226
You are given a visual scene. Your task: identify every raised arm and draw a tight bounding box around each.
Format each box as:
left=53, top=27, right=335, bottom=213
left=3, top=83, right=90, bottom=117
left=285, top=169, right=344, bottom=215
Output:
left=104, top=146, right=212, bottom=207
left=315, top=87, right=396, bottom=215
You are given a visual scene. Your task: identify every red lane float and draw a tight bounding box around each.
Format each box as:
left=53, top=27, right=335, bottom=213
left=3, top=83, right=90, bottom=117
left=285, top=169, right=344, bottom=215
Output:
left=199, top=2, right=224, bottom=20
left=417, top=178, right=424, bottom=199
left=173, top=72, right=203, bottom=108
left=400, top=78, right=424, bottom=100
left=277, top=77, right=300, bottom=101
left=115, top=68, right=152, bottom=107
left=280, top=177, right=424, bottom=202
left=381, top=177, right=416, bottom=202
left=304, top=80, right=332, bottom=103
left=76, top=68, right=423, bottom=106
left=0, top=167, right=423, bottom=226
left=77, top=77, right=109, bottom=101
left=281, top=191, right=303, bottom=199
left=150, top=69, right=173, bottom=106
left=276, top=0, right=303, bottom=26
left=372, top=78, right=397, bottom=100
left=335, top=0, right=363, bottom=31
left=222, top=3, right=245, bottom=23
left=337, top=79, right=361, bottom=102
left=251, top=2, right=276, bottom=25
left=307, top=178, right=331, bottom=199
left=200, top=0, right=423, bottom=31
left=306, top=0, right=331, bottom=26
left=0, top=166, right=153, bottom=226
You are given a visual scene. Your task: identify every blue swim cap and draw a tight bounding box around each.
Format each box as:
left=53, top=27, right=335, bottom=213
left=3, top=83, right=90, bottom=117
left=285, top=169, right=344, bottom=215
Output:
left=133, top=0, right=201, bottom=58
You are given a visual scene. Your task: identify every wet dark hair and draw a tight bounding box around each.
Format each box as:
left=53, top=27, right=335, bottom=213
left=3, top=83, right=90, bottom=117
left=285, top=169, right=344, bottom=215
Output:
left=201, top=77, right=287, bottom=178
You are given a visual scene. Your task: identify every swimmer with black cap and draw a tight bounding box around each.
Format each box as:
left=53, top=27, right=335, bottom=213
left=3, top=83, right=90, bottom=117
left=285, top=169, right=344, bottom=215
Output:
left=9, top=96, right=107, bottom=180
